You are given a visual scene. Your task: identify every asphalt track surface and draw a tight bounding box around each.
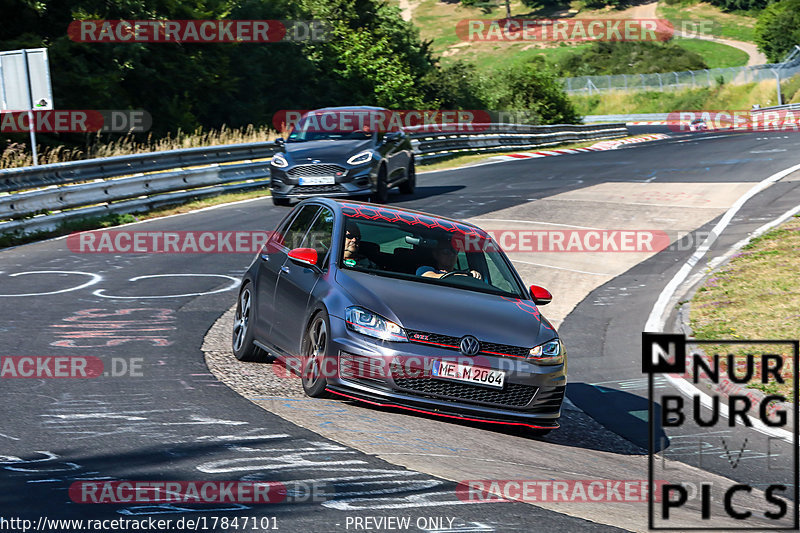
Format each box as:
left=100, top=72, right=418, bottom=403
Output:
left=1, top=126, right=799, bottom=532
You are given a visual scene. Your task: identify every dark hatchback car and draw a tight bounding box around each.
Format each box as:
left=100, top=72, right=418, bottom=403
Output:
left=269, top=107, right=415, bottom=206
left=232, top=199, right=567, bottom=432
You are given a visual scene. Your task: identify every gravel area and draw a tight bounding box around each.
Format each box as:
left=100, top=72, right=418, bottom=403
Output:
left=202, top=305, right=306, bottom=399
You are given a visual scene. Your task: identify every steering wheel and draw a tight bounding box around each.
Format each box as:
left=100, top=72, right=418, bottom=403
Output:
left=439, top=269, right=475, bottom=280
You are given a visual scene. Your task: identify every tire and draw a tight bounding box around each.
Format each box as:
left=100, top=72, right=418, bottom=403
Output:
left=272, top=196, right=291, bottom=207
left=530, top=428, right=553, bottom=437
left=300, top=310, right=332, bottom=398
left=399, top=157, right=415, bottom=194
left=232, top=284, right=272, bottom=362
left=372, top=165, right=389, bottom=204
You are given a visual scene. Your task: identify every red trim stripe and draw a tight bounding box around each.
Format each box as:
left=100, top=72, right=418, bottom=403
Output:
left=326, top=389, right=557, bottom=430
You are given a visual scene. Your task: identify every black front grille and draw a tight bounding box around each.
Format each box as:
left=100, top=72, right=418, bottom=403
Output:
left=406, top=330, right=529, bottom=358
left=391, top=360, right=536, bottom=407
left=293, top=184, right=346, bottom=194
left=288, top=164, right=344, bottom=178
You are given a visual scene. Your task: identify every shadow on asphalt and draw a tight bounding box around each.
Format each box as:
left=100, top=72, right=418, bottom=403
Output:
left=567, top=382, right=667, bottom=452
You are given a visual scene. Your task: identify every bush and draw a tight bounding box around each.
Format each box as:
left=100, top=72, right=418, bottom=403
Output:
left=754, top=0, right=800, bottom=63
left=557, top=41, right=708, bottom=76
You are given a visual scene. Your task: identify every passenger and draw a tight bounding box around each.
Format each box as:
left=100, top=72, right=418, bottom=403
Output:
left=416, top=240, right=482, bottom=279
left=342, top=222, right=378, bottom=269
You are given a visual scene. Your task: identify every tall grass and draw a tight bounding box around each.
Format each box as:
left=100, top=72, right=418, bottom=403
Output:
left=1, top=124, right=279, bottom=170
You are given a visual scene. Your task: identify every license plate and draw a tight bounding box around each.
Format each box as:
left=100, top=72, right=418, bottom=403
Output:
left=298, top=175, right=335, bottom=185
left=431, top=360, right=505, bottom=389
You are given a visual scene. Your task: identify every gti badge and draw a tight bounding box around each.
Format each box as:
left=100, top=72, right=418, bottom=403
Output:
left=460, top=335, right=480, bottom=356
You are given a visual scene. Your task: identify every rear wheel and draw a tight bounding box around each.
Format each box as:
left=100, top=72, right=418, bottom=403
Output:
left=399, top=157, right=415, bottom=194
left=272, top=196, right=291, bottom=207
left=301, top=310, right=332, bottom=398
left=232, top=284, right=271, bottom=362
left=372, top=165, right=389, bottom=204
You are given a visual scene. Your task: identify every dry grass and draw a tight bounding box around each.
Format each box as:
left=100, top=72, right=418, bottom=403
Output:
left=1, top=124, right=279, bottom=169
left=689, top=214, right=800, bottom=400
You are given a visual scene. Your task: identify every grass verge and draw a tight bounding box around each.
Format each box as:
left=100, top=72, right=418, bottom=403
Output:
left=689, top=213, right=800, bottom=400
left=657, top=0, right=758, bottom=43
left=570, top=76, right=800, bottom=115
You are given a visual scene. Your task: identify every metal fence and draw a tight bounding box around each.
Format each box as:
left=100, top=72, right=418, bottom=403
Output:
left=563, top=61, right=800, bottom=95
left=0, top=123, right=627, bottom=236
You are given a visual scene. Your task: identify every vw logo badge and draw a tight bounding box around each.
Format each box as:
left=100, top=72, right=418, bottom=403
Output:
left=460, top=335, right=480, bottom=356
left=311, top=159, right=321, bottom=164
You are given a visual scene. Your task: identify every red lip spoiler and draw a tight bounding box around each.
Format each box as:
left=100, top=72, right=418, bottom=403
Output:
left=326, top=388, right=558, bottom=430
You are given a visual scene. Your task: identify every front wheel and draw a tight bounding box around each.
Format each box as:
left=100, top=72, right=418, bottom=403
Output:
left=399, top=157, right=415, bottom=194
left=272, top=196, right=291, bottom=207
left=372, top=166, right=389, bottom=204
left=301, top=310, right=332, bottom=398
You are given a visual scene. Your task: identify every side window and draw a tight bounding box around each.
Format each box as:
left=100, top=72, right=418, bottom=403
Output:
left=302, top=207, right=334, bottom=265
left=276, top=205, right=320, bottom=250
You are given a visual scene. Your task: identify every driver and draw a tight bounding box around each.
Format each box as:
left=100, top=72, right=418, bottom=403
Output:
left=416, top=240, right=482, bottom=279
left=342, top=221, right=378, bottom=269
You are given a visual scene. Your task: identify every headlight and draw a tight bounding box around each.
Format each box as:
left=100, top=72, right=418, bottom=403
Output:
left=345, top=306, right=408, bottom=342
left=271, top=153, right=289, bottom=168
left=527, top=338, right=564, bottom=365
left=347, top=151, right=373, bottom=166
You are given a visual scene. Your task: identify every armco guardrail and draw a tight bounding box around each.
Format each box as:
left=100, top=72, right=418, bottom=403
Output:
left=751, top=103, right=800, bottom=114
left=1, top=122, right=627, bottom=236
left=583, top=114, right=670, bottom=124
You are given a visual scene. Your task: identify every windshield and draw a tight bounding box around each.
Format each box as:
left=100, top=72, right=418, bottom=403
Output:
left=340, top=215, right=525, bottom=298
left=288, top=112, right=375, bottom=142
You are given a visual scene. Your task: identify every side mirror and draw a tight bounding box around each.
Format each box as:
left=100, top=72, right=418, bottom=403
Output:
left=274, top=138, right=285, bottom=147
left=383, top=132, right=401, bottom=144
left=529, top=285, right=552, bottom=305
left=288, top=247, right=318, bottom=267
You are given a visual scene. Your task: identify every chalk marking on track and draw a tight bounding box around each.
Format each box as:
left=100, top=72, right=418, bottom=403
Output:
left=92, top=273, right=239, bottom=299
left=0, top=271, right=101, bottom=297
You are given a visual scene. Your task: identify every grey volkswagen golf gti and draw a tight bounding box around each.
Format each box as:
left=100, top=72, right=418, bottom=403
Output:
left=232, top=198, right=566, bottom=432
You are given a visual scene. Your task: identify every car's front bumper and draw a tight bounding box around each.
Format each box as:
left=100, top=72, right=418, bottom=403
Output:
left=270, top=164, right=374, bottom=199
left=323, top=316, right=566, bottom=429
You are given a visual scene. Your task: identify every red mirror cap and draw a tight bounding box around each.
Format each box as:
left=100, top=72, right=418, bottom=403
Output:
left=288, top=247, right=318, bottom=266
left=529, top=285, right=552, bottom=305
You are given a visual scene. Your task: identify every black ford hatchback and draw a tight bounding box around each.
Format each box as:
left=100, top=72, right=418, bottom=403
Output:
left=269, top=107, right=415, bottom=206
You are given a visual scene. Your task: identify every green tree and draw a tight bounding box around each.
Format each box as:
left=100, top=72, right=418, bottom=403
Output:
left=486, top=58, right=579, bottom=124
left=754, top=0, right=800, bottom=63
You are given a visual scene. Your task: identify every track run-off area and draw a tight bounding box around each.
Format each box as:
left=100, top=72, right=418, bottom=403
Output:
left=2, top=127, right=800, bottom=532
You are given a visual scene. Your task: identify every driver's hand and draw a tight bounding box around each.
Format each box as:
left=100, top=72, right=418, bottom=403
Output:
left=470, top=270, right=482, bottom=280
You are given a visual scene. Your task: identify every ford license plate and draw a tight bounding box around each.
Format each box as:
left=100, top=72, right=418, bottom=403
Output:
left=298, top=176, right=335, bottom=185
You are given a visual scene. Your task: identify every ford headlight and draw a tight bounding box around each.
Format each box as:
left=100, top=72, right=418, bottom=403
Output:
left=347, top=151, right=373, bottom=166
left=528, top=338, right=564, bottom=365
left=271, top=153, right=289, bottom=168
left=345, top=307, right=408, bottom=342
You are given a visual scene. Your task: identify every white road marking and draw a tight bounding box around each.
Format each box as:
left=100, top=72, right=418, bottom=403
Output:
left=645, top=161, right=800, bottom=443
left=0, top=271, right=102, bottom=297
left=470, top=218, right=606, bottom=230
left=510, top=259, right=611, bottom=277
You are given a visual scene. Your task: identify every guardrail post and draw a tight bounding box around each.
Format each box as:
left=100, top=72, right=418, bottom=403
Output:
left=657, top=73, right=663, bottom=91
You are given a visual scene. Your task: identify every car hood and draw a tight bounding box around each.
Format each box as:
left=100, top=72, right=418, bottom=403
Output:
left=335, top=269, right=557, bottom=348
left=283, top=139, right=373, bottom=162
